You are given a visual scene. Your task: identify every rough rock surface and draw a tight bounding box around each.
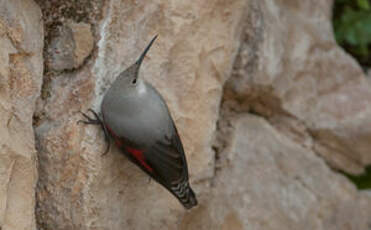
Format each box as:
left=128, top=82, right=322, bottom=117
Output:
left=0, top=0, right=43, bottom=229
left=182, top=115, right=371, bottom=230
left=229, top=0, right=371, bottom=174
left=0, top=0, right=366, bottom=229
left=47, top=21, right=94, bottom=71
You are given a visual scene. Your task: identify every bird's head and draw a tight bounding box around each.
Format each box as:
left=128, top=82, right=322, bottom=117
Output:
left=117, top=35, right=158, bottom=89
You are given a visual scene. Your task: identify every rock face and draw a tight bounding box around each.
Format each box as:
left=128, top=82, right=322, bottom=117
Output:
left=182, top=115, right=371, bottom=230
left=0, top=0, right=43, bottom=229
left=229, top=0, right=371, bottom=175
left=0, top=0, right=370, bottom=229
left=47, top=21, right=94, bottom=71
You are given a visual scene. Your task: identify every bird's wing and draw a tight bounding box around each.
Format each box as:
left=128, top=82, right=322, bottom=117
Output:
left=143, top=128, right=188, bottom=185
left=120, top=125, right=197, bottom=206
left=115, top=125, right=188, bottom=184
left=107, top=122, right=197, bottom=208
left=140, top=127, right=198, bottom=208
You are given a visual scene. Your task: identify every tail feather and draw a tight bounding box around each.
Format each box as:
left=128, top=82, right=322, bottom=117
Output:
left=183, top=187, right=197, bottom=209
left=171, top=181, right=198, bottom=209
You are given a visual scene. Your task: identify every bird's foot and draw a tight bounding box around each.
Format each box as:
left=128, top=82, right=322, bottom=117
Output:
left=77, top=109, right=111, bottom=156
left=77, top=109, right=101, bottom=125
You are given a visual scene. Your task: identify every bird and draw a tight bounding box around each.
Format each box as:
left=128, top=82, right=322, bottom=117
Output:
left=78, top=35, right=198, bottom=209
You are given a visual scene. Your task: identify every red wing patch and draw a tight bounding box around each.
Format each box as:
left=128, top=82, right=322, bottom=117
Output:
left=104, top=123, right=153, bottom=173
left=125, top=146, right=153, bottom=173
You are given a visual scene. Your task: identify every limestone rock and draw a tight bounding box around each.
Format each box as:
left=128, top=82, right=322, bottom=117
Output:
left=227, top=0, right=371, bottom=174
left=69, top=22, right=94, bottom=68
left=0, top=0, right=43, bottom=229
left=182, top=115, right=371, bottom=230
left=47, top=21, right=93, bottom=71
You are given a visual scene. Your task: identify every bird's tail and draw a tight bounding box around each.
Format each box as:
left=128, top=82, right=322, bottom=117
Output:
left=171, top=181, right=198, bottom=209
left=182, top=186, right=198, bottom=209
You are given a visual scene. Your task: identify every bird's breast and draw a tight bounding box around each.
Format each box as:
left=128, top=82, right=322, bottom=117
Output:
left=102, top=88, right=173, bottom=146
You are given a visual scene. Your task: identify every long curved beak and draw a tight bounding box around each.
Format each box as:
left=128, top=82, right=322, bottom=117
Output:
left=135, top=35, right=158, bottom=67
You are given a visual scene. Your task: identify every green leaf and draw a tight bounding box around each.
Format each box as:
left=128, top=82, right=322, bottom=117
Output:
left=333, top=0, right=371, bottom=67
left=357, top=0, right=370, bottom=10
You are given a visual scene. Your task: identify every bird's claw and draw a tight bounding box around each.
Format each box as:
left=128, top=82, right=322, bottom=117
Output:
left=77, top=111, right=100, bottom=125
left=77, top=109, right=111, bottom=156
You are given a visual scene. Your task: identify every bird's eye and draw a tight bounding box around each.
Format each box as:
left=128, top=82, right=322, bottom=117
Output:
left=132, top=79, right=137, bottom=84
